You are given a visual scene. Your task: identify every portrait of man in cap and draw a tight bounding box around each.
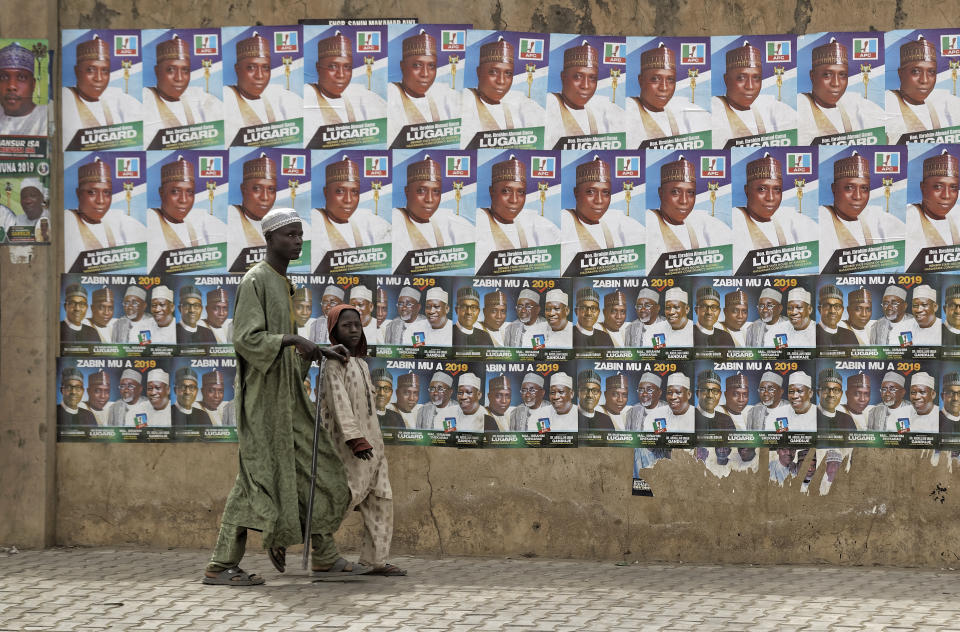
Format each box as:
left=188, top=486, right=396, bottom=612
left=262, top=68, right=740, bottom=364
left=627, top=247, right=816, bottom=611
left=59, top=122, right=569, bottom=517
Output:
left=508, top=372, right=549, bottom=432
left=371, top=369, right=405, bottom=429
left=60, top=284, right=100, bottom=343
left=312, top=156, right=391, bottom=268
left=842, top=286, right=875, bottom=344
left=817, top=369, right=857, bottom=431
left=906, top=149, right=960, bottom=268
left=626, top=42, right=710, bottom=148
left=172, top=367, right=213, bottom=426
left=560, top=155, right=643, bottom=274
left=787, top=373, right=817, bottom=431
left=483, top=374, right=513, bottom=431
left=391, top=154, right=472, bottom=269
left=291, top=286, right=316, bottom=339
left=83, top=285, right=117, bottom=343
left=82, top=370, right=112, bottom=426
left=908, top=371, right=939, bottom=432
left=0, top=177, right=49, bottom=237
left=110, top=286, right=154, bottom=344
left=546, top=372, right=578, bottom=432
left=144, top=368, right=172, bottom=426
left=819, top=150, right=905, bottom=270
left=573, top=287, right=614, bottom=348
left=644, top=287, right=693, bottom=348
left=475, top=155, right=560, bottom=270
left=623, top=288, right=665, bottom=348
left=147, top=284, right=177, bottom=344
left=106, top=369, right=150, bottom=426
left=545, top=40, right=623, bottom=149
left=907, top=284, right=942, bottom=346
left=414, top=370, right=457, bottom=430
left=577, top=370, right=614, bottom=431
left=198, top=369, right=235, bottom=427
left=693, top=287, right=735, bottom=348
left=762, top=287, right=815, bottom=348
left=719, top=373, right=750, bottom=430
left=58, top=367, right=97, bottom=426
left=478, top=290, right=509, bottom=346
left=61, top=34, right=140, bottom=145
left=543, top=289, right=573, bottom=349
left=64, top=157, right=147, bottom=272
left=733, top=152, right=817, bottom=271
left=223, top=31, right=301, bottom=144
left=711, top=40, right=797, bottom=149
left=200, top=286, right=232, bottom=344
left=885, top=34, right=960, bottom=143
left=503, top=289, right=548, bottom=348
left=176, top=285, right=217, bottom=344
left=304, top=285, right=345, bottom=345
left=744, top=371, right=792, bottom=431
left=348, top=285, right=379, bottom=346
left=304, top=30, right=387, bottom=143
left=660, top=373, right=695, bottom=433
left=838, top=372, right=872, bottom=430
left=596, top=290, right=628, bottom=347
left=742, top=288, right=784, bottom=347
left=147, top=154, right=227, bottom=270
left=869, top=285, right=916, bottom=346
left=226, top=153, right=285, bottom=270
left=816, top=285, right=859, bottom=346
left=456, top=372, right=498, bottom=432
left=382, top=286, right=428, bottom=346
left=453, top=287, right=494, bottom=346
left=624, top=372, right=669, bottom=431
left=646, top=154, right=731, bottom=270
left=387, top=28, right=460, bottom=144
left=694, top=370, right=735, bottom=431
left=421, top=287, right=452, bottom=346
left=866, top=372, right=909, bottom=432
left=460, top=35, right=544, bottom=145
left=598, top=373, right=631, bottom=430
left=0, top=41, right=46, bottom=136
left=798, top=37, right=885, bottom=144
left=944, top=284, right=960, bottom=346
left=718, top=289, right=750, bottom=347
left=939, top=372, right=960, bottom=434
left=142, top=33, right=223, bottom=145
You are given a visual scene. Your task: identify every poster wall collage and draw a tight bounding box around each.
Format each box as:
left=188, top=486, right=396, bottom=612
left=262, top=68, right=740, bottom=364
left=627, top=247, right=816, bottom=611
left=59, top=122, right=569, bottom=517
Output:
left=20, top=24, right=960, bottom=466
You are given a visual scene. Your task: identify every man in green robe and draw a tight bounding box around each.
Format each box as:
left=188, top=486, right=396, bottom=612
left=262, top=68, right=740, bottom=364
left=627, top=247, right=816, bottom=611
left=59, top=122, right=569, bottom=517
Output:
left=203, top=208, right=353, bottom=586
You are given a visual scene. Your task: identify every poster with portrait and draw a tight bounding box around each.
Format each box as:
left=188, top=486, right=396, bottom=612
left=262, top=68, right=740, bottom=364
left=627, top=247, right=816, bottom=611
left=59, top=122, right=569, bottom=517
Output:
left=142, top=28, right=225, bottom=150
left=62, top=29, right=143, bottom=151
left=286, top=274, right=378, bottom=349
left=481, top=360, right=578, bottom=447
left=0, top=37, right=50, bottom=157
left=0, top=157, right=50, bottom=244
left=168, top=274, right=239, bottom=354
left=373, top=274, right=455, bottom=358
left=906, top=143, right=960, bottom=272
left=166, top=356, right=238, bottom=440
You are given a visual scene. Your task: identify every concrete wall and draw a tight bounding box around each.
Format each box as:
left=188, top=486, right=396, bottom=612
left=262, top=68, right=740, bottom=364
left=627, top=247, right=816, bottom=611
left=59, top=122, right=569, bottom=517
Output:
left=4, top=0, right=960, bottom=565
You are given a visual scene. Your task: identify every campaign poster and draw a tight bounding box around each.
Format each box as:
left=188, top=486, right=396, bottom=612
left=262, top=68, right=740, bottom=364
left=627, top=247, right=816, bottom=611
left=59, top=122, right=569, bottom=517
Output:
left=474, top=149, right=562, bottom=276
left=544, top=34, right=626, bottom=151
left=644, top=148, right=732, bottom=276
left=0, top=38, right=50, bottom=157
left=142, top=28, right=225, bottom=150
left=797, top=32, right=887, bottom=145
left=386, top=24, right=468, bottom=149
left=624, top=36, right=712, bottom=150
left=391, top=148, right=475, bottom=275
left=816, top=358, right=939, bottom=449
left=710, top=34, right=798, bottom=149
left=145, top=150, right=228, bottom=275
left=62, top=29, right=143, bottom=151
left=310, top=149, right=392, bottom=274
left=906, top=144, right=960, bottom=271
left=482, top=360, right=578, bottom=447
left=373, top=274, right=455, bottom=358
left=226, top=146, right=311, bottom=273
left=64, top=151, right=148, bottom=274
left=0, top=157, right=50, bottom=244
left=221, top=26, right=304, bottom=147
left=559, top=150, right=645, bottom=276
left=767, top=446, right=818, bottom=486
left=693, top=359, right=816, bottom=449
left=884, top=29, right=960, bottom=144
left=943, top=273, right=960, bottom=359
left=818, top=145, right=907, bottom=273
left=168, top=274, right=238, bottom=354
left=938, top=363, right=960, bottom=450
left=730, top=146, right=819, bottom=275
left=287, top=273, right=378, bottom=348
left=303, top=25, right=388, bottom=149
left=460, top=30, right=548, bottom=150
left=366, top=357, right=461, bottom=446
left=166, top=356, right=238, bottom=440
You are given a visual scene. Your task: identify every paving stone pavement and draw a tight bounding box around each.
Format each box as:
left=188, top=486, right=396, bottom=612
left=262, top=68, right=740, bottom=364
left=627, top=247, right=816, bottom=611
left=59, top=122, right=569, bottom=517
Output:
left=1, top=548, right=959, bottom=631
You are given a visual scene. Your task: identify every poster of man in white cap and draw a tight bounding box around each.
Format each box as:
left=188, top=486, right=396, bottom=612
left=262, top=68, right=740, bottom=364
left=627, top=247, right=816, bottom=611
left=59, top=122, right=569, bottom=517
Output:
left=311, top=150, right=392, bottom=274
left=141, top=28, right=225, bottom=150
left=226, top=146, right=311, bottom=273
left=796, top=32, right=887, bottom=145
left=391, top=149, right=475, bottom=276
left=61, top=29, right=143, bottom=151
left=905, top=144, right=960, bottom=271
left=818, top=146, right=907, bottom=274
left=0, top=37, right=49, bottom=150
left=63, top=152, right=148, bottom=274
left=474, top=150, right=562, bottom=276
left=730, top=147, right=819, bottom=276
left=0, top=159, right=50, bottom=243
left=760, top=285, right=817, bottom=350
left=221, top=26, right=304, bottom=147
left=560, top=151, right=645, bottom=277
left=544, top=35, right=626, bottom=151
left=145, top=150, right=228, bottom=275
left=363, top=358, right=458, bottom=446
left=884, top=29, right=960, bottom=144
left=460, top=30, right=547, bottom=150
left=386, top=25, right=466, bottom=149
left=303, top=25, right=388, bottom=149
left=624, top=36, right=712, bottom=150
left=375, top=276, right=454, bottom=351
left=710, top=35, right=798, bottom=149
left=644, top=149, right=733, bottom=276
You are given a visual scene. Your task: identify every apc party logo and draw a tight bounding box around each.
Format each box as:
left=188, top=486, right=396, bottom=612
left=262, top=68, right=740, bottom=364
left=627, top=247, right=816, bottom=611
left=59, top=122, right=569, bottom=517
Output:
left=281, top=154, right=306, bottom=176
left=700, top=156, right=726, bottom=178
left=445, top=156, right=470, bottom=177
left=531, top=156, right=556, bottom=178
left=274, top=31, right=299, bottom=53
left=765, top=40, right=791, bottom=63
left=194, top=34, right=219, bottom=55
left=519, top=38, right=544, bottom=61
left=680, top=43, right=706, bottom=65
left=874, top=152, right=900, bottom=173
left=364, top=156, right=388, bottom=177
left=941, top=34, right=960, bottom=56
left=616, top=156, right=641, bottom=178
left=603, top=42, right=626, bottom=65
left=786, top=152, right=812, bottom=175
left=199, top=156, right=223, bottom=178
left=441, top=30, right=465, bottom=52
left=852, top=37, right=878, bottom=60
left=115, top=157, right=140, bottom=178
left=356, top=31, right=381, bottom=53
left=113, top=35, right=139, bottom=56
